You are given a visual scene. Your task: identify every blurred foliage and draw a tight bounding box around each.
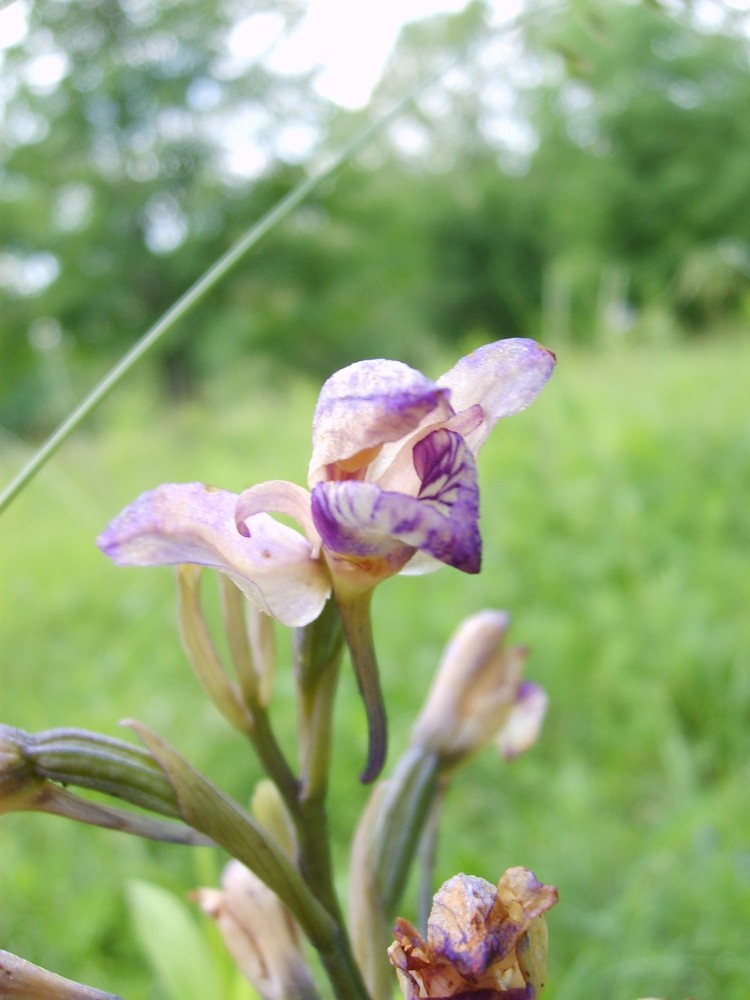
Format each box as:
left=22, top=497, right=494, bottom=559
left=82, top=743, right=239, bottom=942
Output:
left=3, top=0, right=750, bottom=435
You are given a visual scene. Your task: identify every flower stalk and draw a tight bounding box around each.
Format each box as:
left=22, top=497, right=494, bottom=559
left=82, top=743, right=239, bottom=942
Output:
left=333, top=587, right=387, bottom=784
left=2, top=337, right=558, bottom=1000
left=130, top=721, right=372, bottom=1000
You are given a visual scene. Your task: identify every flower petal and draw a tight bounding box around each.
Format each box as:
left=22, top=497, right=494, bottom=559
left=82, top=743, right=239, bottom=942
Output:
left=311, top=430, right=480, bottom=574
left=427, top=875, right=499, bottom=978
left=236, top=480, right=320, bottom=553
left=309, top=359, right=451, bottom=484
left=437, top=338, right=556, bottom=455
left=97, top=483, right=330, bottom=627
left=497, top=681, right=548, bottom=761
left=311, top=481, right=415, bottom=575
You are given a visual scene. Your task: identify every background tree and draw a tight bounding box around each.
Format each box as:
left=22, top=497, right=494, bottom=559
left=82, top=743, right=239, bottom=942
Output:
left=0, top=0, right=324, bottom=432
left=4, top=0, right=750, bottom=437
left=524, top=0, right=750, bottom=339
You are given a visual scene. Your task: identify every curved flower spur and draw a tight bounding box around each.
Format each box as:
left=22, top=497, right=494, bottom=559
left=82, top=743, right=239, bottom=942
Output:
left=98, top=338, right=555, bottom=781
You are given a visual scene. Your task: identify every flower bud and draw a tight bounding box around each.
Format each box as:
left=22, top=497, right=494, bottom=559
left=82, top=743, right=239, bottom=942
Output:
left=388, top=867, right=558, bottom=998
left=195, top=861, right=319, bottom=1000
left=411, top=611, right=532, bottom=767
left=251, top=779, right=297, bottom=860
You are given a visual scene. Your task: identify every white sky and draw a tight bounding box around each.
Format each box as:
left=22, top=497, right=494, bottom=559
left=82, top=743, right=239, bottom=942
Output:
left=1, top=0, right=483, bottom=109
left=275, top=0, right=472, bottom=108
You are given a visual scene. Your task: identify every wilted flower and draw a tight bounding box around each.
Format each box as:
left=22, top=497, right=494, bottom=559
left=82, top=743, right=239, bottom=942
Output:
left=97, top=339, right=554, bottom=625
left=411, top=610, right=546, bottom=768
left=195, top=860, right=318, bottom=1000
left=389, top=867, right=558, bottom=999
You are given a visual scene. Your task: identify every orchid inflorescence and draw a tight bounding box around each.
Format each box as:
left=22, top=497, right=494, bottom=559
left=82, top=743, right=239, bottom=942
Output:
left=2, top=338, right=559, bottom=1000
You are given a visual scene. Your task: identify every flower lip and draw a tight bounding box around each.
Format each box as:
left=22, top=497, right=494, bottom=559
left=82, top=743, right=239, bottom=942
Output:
left=310, top=427, right=481, bottom=580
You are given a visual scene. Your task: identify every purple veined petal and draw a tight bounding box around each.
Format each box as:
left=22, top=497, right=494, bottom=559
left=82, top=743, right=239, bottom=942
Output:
left=311, top=480, right=416, bottom=574
left=308, top=359, right=452, bottom=484
left=236, top=480, right=320, bottom=554
left=437, top=338, right=556, bottom=455
left=368, top=404, right=483, bottom=496
left=312, top=429, right=481, bottom=574
left=97, top=483, right=330, bottom=627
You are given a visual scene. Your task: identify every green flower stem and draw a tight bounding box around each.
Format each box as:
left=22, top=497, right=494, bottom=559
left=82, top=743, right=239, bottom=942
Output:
left=0, top=65, right=455, bottom=517
left=417, top=780, right=447, bottom=932
left=295, top=657, right=345, bottom=923
left=294, top=597, right=345, bottom=800
left=246, top=704, right=301, bottom=815
left=291, top=600, right=347, bottom=921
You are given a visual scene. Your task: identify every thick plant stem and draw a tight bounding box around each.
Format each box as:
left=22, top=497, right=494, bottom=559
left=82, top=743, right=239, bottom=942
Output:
left=317, top=930, right=373, bottom=1000
left=248, top=706, right=302, bottom=811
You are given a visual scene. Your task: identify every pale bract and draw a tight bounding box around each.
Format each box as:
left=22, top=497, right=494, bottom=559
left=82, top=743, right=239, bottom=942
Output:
left=97, top=339, right=555, bottom=626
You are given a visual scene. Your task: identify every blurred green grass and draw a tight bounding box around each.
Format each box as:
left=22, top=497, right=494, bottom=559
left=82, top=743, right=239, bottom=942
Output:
left=1, top=338, right=749, bottom=999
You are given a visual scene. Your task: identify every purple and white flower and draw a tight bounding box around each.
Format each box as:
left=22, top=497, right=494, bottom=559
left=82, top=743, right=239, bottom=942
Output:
left=98, top=338, right=555, bottom=780
left=98, top=338, right=555, bottom=622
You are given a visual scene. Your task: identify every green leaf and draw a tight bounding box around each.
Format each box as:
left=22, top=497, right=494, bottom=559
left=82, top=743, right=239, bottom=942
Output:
left=126, top=880, right=220, bottom=1000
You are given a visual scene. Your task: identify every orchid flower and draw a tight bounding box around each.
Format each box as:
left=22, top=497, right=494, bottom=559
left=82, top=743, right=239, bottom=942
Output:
left=98, top=338, right=555, bottom=780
